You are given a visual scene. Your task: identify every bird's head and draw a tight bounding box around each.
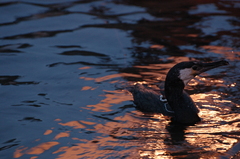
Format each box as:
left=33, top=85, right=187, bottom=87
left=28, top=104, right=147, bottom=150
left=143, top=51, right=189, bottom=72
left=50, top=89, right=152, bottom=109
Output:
left=166, top=60, right=229, bottom=86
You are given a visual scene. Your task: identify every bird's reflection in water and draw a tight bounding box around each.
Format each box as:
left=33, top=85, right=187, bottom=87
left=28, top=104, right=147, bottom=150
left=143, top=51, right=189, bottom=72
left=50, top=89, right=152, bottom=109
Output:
left=138, top=113, right=201, bottom=159
left=165, top=123, right=186, bottom=145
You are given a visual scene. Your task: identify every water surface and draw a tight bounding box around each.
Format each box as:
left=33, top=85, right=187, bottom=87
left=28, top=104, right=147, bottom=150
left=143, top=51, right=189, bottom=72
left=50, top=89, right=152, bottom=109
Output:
left=1, top=0, right=240, bottom=158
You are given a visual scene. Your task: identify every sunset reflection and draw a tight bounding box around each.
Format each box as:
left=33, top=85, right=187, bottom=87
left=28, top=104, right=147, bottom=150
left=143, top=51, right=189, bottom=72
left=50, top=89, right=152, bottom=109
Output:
left=80, top=73, right=141, bottom=83
left=188, top=92, right=240, bottom=155
left=3, top=0, right=240, bottom=158
left=150, top=44, right=165, bottom=50
left=81, top=86, right=97, bottom=91
left=59, top=120, right=86, bottom=129
left=86, top=89, right=132, bottom=112
left=202, top=45, right=240, bottom=60
left=14, top=142, right=59, bottom=158
left=13, top=89, right=240, bottom=159
left=43, top=129, right=53, bottom=135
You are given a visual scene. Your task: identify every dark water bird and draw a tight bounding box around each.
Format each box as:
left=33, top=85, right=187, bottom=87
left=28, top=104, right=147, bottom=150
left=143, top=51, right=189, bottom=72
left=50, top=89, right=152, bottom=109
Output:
left=128, top=60, right=229, bottom=124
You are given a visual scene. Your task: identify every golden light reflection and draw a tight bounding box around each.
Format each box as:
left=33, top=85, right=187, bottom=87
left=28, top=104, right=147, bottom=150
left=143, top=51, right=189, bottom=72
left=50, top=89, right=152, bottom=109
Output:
left=109, top=80, right=120, bottom=84
left=128, top=113, right=173, bottom=159
left=167, top=56, right=192, bottom=64
left=14, top=142, right=59, bottom=158
left=81, top=86, right=97, bottom=91
left=43, top=129, right=52, bottom=135
left=13, top=99, right=240, bottom=159
left=150, top=44, right=165, bottom=49
left=188, top=79, right=199, bottom=86
left=80, top=73, right=141, bottom=83
left=79, top=66, right=91, bottom=70
left=45, top=112, right=144, bottom=159
left=202, top=45, right=240, bottom=60
left=58, top=121, right=86, bottom=129
left=188, top=76, right=227, bottom=87
left=133, top=81, right=147, bottom=85
left=229, top=83, right=236, bottom=87
left=186, top=92, right=240, bottom=155
left=86, top=89, right=132, bottom=112
left=80, top=120, right=95, bottom=125
left=133, top=64, right=164, bottom=69
left=50, top=136, right=138, bottom=159
left=175, top=34, right=198, bottom=37
left=79, top=76, right=95, bottom=81
left=53, top=132, right=70, bottom=140
left=210, top=79, right=224, bottom=84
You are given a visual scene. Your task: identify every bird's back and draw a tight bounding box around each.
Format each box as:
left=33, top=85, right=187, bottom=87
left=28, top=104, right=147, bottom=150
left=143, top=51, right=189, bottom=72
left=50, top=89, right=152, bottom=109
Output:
left=128, top=83, right=174, bottom=116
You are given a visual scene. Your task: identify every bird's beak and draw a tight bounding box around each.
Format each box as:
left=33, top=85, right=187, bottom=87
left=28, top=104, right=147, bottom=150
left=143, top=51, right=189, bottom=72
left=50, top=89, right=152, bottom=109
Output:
left=198, top=60, right=229, bottom=74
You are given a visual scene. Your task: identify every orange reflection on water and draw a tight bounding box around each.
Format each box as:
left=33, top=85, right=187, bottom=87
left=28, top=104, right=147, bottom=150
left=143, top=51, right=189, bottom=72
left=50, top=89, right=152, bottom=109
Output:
left=43, top=129, right=53, bottom=135
left=86, top=90, right=132, bottom=112
left=79, top=76, right=95, bottom=81
left=202, top=45, right=240, bottom=60
left=150, top=44, right=165, bottom=49
left=229, top=83, right=236, bottom=87
left=81, top=86, right=97, bottom=91
left=139, top=149, right=172, bottom=159
left=80, top=120, right=95, bottom=125
left=80, top=73, right=141, bottom=83
left=131, top=114, right=172, bottom=159
left=95, top=73, right=141, bottom=82
left=51, top=136, right=137, bottom=159
left=187, top=92, right=240, bottom=154
left=59, top=121, right=86, bottom=129
left=189, top=76, right=227, bottom=87
left=53, top=132, right=70, bottom=140
left=14, top=142, right=59, bottom=158
left=79, top=66, right=91, bottom=70
left=50, top=112, right=141, bottom=159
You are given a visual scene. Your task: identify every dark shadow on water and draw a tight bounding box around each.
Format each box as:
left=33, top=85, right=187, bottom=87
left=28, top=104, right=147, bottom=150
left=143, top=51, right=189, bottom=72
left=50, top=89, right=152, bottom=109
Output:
left=0, top=75, right=38, bottom=85
left=165, top=122, right=187, bottom=145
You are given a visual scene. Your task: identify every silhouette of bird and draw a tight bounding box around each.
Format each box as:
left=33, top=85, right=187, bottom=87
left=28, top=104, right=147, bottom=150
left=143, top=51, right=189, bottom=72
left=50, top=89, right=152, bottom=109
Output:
left=128, top=60, right=229, bottom=124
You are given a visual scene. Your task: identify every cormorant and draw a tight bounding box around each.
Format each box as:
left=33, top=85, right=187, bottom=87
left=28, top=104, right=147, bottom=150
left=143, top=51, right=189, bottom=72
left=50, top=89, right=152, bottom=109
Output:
left=128, top=60, right=229, bottom=124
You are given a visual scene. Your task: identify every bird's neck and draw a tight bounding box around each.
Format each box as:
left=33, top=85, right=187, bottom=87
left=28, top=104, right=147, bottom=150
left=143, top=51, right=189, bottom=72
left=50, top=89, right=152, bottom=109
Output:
left=164, top=79, right=185, bottom=106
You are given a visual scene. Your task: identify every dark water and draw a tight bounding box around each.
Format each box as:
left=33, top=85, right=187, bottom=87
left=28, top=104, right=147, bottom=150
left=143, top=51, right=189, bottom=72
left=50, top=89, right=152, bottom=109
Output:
left=1, top=0, right=240, bottom=158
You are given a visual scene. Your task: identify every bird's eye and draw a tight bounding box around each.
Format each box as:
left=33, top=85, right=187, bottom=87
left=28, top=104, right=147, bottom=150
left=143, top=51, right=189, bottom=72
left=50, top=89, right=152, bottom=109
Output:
left=192, top=65, right=198, bottom=70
